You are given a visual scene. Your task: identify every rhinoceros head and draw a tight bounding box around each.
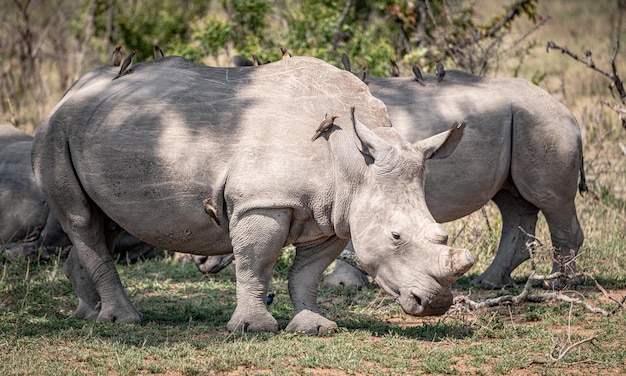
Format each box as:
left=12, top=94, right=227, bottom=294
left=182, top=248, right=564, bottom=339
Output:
left=348, top=115, right=473, bottom=316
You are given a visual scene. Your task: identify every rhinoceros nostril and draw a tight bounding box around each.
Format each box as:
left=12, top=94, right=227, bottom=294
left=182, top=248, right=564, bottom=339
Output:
left=413, top=293, right=422, bottom=307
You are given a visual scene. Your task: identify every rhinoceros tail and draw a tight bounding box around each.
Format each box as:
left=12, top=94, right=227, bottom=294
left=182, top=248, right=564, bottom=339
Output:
left=578, top=155, right=588, bottom=195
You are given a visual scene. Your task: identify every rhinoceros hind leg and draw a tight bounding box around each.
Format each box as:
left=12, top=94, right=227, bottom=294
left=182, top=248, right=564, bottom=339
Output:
left=226, top=209, right=290, bottom=333
left=285, top=309, right=338, bottom=335
left=65, top=247, right=100, bottom=320
left=471, top=190, right=539, bottom=289
left=322, top=259, right=369, bottom=289
left=541, top=203, right=584, bottom=290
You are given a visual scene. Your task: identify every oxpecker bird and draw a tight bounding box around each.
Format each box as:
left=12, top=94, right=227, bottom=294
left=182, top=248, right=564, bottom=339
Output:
left=153, top=45, right=164, bottom=59
left=311, top=114, right=339, bottom=142
left=435, top=59, right=445, bottom=83
left=203, top=197, right=221, bottom=226
left=412, top=64, right=425, bottom=86
left=280, top=46, right=291, bottom=59
left=357, top=65, right=367, bottom=82
left=113, top=49, right=137, bottom=80
left=112, top=45, right=122, bottom=66
left=341, top=53, right=351, bottom=72
left=390, top=59, right=400, bottom=77
left=252, top=54, right=261, bottom=66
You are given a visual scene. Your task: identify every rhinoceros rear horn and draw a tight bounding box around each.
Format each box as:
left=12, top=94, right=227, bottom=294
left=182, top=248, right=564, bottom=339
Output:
left=438, top=247, right=474, bottom=284
left=414, top=121, right=465, bottom=160
left=351, top=106, right=396, bottom=165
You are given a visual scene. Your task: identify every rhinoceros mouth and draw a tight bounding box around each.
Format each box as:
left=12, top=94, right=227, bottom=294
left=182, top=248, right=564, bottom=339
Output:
left=375, top=275, right=453, bottom=317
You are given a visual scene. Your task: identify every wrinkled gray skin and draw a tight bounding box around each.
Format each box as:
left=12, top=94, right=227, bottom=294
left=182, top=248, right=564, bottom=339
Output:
left=323, top=72, right=585, bottom=289
left=33, top=56, right=473, bottom=334
left=197, top=70, right=586, bottom=290
left=0, top=124, right=167, bottom=263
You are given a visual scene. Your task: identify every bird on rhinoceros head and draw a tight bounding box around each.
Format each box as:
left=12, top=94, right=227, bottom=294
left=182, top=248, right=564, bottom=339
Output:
left=112, top=45, right=122, bottom=67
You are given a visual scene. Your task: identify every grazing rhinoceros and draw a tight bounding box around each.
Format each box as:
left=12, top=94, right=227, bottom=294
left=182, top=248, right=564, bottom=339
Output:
left=32, top=56, right=473, bottom=334
left=323, top=70, right=585, bottom=289
left=0, top=124, right=167, bottom=263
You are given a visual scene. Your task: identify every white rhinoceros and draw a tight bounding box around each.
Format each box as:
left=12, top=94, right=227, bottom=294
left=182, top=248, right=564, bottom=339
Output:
left=32, top=56, right=473, bottom=334
left=0, top=124, right=167, bottom=263
left=324, top=71, right=585, bottom=289
left=196, top=68, right=586, bottom=289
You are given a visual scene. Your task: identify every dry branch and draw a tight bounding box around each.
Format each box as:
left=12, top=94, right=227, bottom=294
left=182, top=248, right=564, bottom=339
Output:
left=452, top=228, right=626, bottom=317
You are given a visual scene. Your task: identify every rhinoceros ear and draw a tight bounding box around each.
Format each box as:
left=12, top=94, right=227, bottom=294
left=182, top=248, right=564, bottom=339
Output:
left=414, top=121, right=465, bottom=160
left=351, top=106, right=396, bottom=165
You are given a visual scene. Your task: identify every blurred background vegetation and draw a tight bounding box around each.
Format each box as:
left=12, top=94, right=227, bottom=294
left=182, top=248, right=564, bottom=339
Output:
left=1, top=0, right=545, bottom=131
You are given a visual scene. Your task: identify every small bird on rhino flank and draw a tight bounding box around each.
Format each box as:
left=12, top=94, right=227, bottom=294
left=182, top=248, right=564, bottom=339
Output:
left=252, top=54, right=262, bottom=66
left=202, top=197, right=221, bottom=226
left=435, top=58, right=445, bottom=83
left=112, top=49, right=137, bottom=80
left=311, top=114, right=339, bottom=142
left=412, top=64, right=425, bottom=86
left=153, top=45, right=164, bottom=59
left=390, top=59, right=400, bottom=77
left=112, top=45, right=122, bottom=66
left=280, top=46, right=291, bottom=59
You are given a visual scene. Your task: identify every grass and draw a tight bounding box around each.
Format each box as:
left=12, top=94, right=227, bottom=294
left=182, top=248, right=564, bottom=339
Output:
left=1, top=250, right=625, bottom=375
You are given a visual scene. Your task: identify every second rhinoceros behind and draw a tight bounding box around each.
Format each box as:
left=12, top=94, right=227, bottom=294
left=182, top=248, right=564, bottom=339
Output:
left=33, top=56, right=473, bottom=334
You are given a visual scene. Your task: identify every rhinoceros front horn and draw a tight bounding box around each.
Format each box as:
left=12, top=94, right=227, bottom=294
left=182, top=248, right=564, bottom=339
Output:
left=438, top=247, right=474, bottom=285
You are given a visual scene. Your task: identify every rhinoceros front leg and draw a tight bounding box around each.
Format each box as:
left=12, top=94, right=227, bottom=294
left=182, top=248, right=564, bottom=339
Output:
left=471, top=190, right=539, bottom=289
left=286, top=236, right=348, bottom=335
left=226, top=209, right=289, bottom=333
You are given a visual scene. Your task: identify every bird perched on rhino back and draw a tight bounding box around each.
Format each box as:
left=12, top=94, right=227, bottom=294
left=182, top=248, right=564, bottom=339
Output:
left=153, top=45, right=164, bottom=60
left=252, top=54, right=262, bottom=66
left=412, top=63, right=425, bottom=86
left=341, top=53, right=351, bottom=72
left=435, top=58, right=445, bottom=83
left=311, top=114, right=339, bottom=142
left=390, top=59, right=400, bottom=77
left=357, top=65, right=367, bottom=83
left=112, top=45, right=122, bottom=66
left=280, top=46, right=291, bottom=59
left=112, top=49, right=137, bottom=81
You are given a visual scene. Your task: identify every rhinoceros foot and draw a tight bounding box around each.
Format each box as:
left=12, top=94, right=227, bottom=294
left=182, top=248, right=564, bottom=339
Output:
left=227, top=307, right=278, bottom=333
left=96, top=303, right=143, bottom=324
left=321, top=260, right=369, bottom=290
left=543, top=275, right=582, bottom=290
left=72, top=299, right=100, bottom=321
left=470, top=271, right=516, bottom=290
left=285, top=309, right=338, bottom=335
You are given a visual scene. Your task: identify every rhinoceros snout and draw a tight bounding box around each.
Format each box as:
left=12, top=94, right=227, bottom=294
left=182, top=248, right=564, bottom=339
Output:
left=398, top=287, right=453, bottom=317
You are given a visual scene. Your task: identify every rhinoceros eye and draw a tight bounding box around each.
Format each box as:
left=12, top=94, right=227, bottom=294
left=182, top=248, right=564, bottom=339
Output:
left=391, top=231, right=401, bottom=240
